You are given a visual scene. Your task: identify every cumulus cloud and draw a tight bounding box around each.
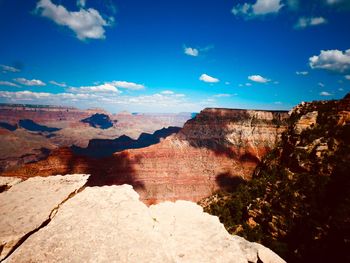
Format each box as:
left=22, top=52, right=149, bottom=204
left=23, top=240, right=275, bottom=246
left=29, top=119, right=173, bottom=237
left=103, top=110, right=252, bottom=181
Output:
left=0, top=81, right=20, bottom=87
left=309, top=49, right=350, bottom=73
left=295, top=17, right=327, bottom=29
left=36, top=0, right=112, bottom=40
left=296, top=71, right=309, bottom=75
left=0, top=64, right=20, bottom=73
left=345, top=75, right=350, bottom=80
left=14, top=78, right=46, bottom=86
left=184, top=47, right=199, bottom=57
left=69, top=83, right=119, bottom=93
left=232, top=0, right=283, bottom=18
left=108, top=81, right=145, bottom=90
left=199, top=74, right=219, bottom=83
left=0, top=89, right=212, bottom=113
left=49, top=80, right=67, bottom=87
left=248, top=75, right=270, bottom=83
left=320, top=91, right=332, bottom=96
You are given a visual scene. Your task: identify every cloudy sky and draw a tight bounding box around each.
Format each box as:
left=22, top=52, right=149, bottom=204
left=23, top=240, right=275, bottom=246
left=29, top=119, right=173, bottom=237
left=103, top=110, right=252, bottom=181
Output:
left=0, top=0, right=349, bottom=113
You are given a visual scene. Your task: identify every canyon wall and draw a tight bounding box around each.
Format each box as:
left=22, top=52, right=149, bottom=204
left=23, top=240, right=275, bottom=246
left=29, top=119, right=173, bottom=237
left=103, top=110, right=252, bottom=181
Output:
left=0, top=104, right=191, bottom=172
left=2, top=108, right=289, bottom=203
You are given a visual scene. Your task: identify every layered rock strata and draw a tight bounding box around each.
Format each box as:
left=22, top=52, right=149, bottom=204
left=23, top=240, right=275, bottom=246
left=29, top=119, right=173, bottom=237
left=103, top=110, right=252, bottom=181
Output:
left=1, top=109, right=289, bottom=203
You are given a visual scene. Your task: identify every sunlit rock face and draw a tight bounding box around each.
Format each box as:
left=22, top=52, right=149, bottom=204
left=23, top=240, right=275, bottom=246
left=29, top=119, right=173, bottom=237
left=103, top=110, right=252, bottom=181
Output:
left=0, top=174, right=89, bottom=261
left=116, top=108, right=289, bottom=203
left=3, top=181, right=285, bottom=263
left=0, top=104, right=191, bottom=172
left=0, top=108, right=289, bottom=203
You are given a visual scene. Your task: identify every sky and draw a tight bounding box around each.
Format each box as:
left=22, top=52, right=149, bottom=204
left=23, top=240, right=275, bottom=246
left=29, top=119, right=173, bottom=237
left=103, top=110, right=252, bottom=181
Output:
left=0, top=0, right=349, bottom=113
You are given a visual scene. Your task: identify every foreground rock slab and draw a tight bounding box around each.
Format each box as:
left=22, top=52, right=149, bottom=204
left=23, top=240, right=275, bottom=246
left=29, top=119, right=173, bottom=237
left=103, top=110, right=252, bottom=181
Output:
left=0, top=174, right=89, bottom=261
left=0, top=177, right=22, bottom=192
left=5, top=184, right=285, bottom=263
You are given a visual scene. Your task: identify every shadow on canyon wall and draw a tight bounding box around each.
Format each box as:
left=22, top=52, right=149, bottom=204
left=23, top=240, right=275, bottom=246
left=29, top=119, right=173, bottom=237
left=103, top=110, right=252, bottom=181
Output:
left=85, top=152, right=144, bottom=190
left=0, top=148, right=144, bottom=191
left=19, top=119, right=61, bottom=132
left=71, top=126, right=181, bottom=158
left=216, top=172, right=246, bottom=192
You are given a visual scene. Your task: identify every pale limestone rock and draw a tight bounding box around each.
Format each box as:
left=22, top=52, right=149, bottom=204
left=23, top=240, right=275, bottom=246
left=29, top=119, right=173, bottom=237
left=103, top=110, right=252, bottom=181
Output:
left=6, top=184, right=285, bottom=263
left=0, top=177, right=22, bottom=191
left=0, top=174, right=89, bottom=261
left=294, top=111, right=318, bottom=134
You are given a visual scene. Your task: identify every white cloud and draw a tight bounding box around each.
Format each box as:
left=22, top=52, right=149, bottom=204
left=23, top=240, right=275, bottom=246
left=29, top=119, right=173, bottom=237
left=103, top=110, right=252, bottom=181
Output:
left=199, top=74, right=219, bottom=83
left=232, top=0, right=283, bottom=18
left=0, top=64, right=20, bottom=73
left=274, top=101, right=283, bottom=105
left=295, top=17, right=327, bottom=29
left=253, top=0, right=284, bottom=15
left=0, top=89, right=209, bottom=113
left=318, top=82, right=325, bottom=87
left=36, top=0, right=112, bottom=40
left=0, top=81, right=20, bottom=87
left=108, top=81, right=145, bottom=90
left=345, top=75, right=350, bottom=80
left=320, top=91, right=332, bottom=96
left=296, top=71, right=309, bottom=75
left=69, top=83, right=119, bottom=93
left=309, top=49, right=350, bottom=73
left=49, top=80, right=67, bottom=87
left=225, top=81, right=230, bottom=85
left=14, top=78, right=46, bottom=86
left=184, top=47, right=199, bottom=57
left=339, top=87, right=344, bottom=91
left=161, top=90, right=174, bottom=95
left=248, top=75, right=270, bottom=83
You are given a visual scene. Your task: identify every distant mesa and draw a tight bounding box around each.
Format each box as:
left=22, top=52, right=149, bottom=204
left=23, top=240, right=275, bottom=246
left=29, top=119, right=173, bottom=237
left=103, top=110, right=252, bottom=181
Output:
left=80, top=113, right=114, bottom=129
left=19, top=119, right=61, bottom=132
left=0, top=122, right=17, bottom=131
left=72, top=126, right=181, bottom=158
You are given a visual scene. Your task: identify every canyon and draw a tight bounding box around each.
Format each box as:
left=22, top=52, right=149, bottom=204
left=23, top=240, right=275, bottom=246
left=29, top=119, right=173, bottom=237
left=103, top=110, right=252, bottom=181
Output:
left=0, top=104, right=191, bottom=172
left=0, top=107, right=289, bottom=203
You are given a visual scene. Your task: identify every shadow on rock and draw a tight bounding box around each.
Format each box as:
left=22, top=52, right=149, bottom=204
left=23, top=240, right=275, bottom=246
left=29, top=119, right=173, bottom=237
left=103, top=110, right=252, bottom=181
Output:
left=216, top=172, right=246, bottom=192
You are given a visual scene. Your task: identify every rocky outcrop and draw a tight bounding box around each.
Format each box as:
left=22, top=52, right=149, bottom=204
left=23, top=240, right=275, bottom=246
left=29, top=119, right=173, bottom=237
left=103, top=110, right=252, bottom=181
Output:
left=200, top=94, right=350, bottom=262
left=3, top=181, right=284, bottom=263
left=1, top=108, right=289, bottom=203
left=72, top=126, right=181, bottom=157
left=0, top=174, right=89, bottom=261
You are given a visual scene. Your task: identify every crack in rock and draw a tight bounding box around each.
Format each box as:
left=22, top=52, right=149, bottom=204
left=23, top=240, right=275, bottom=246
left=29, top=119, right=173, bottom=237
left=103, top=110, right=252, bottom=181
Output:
left=0, top=174, right=89, bottom=261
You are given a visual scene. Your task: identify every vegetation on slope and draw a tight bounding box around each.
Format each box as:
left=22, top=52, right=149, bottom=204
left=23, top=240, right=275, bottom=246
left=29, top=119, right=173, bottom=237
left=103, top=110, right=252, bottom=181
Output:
left=200, top=96, right=350, bottom=262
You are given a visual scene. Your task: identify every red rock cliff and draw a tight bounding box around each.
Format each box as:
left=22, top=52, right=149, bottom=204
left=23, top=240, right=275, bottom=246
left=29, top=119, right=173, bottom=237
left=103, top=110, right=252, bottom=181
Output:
left=2, top=108, right=289, bottom=203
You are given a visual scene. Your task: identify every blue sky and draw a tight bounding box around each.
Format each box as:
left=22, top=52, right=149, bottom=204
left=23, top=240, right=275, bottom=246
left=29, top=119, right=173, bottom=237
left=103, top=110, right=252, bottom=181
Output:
left=0, top=0, right=349, bottom=113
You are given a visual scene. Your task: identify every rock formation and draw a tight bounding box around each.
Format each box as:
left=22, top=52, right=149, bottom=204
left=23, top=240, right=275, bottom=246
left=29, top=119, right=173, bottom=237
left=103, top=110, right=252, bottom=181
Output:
left=0, top=174, right=89, bottom=261
left=1, top=108, right=289, bottom=203
left=200, top=94, right=350, bottom=262
left=0, top=104, right=191, bottom=172
left=1, top=175, right=284, bottom=263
